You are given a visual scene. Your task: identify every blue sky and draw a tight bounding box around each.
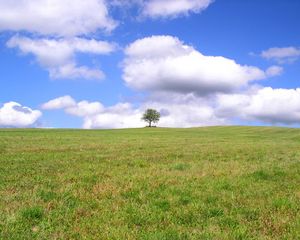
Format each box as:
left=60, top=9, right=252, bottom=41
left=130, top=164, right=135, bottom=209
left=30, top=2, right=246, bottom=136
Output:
left=0, top=0, right=300, bottom=128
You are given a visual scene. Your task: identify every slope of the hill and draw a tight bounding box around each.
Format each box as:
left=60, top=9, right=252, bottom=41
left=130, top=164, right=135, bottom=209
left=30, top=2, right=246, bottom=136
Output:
left=0, top=126, right=299, bottom=239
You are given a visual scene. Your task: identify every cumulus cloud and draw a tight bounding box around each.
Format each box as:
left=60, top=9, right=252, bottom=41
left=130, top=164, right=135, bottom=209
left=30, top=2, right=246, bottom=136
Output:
left=44, top=86, right=300, bottom=128
left=42, top=94, right=226, bottom=129
left=123, top=35, right=279, bottom=95
left=0, top=0, right=117, bottom=37
left=0, top=102, right=42, bottom=127
left=143, top=94, right=226, bottom=127
left=110, top=0, right=213, bottom=18
left=84, top=96, right=226, bottom=129
left=43, top=96, right=143, bottom=128
left=1, top=1, right=214, bottom=82
left=216, top=87, right=300, bottom=124
left=261, top=47, right=300, bottom=64
left=142, top=0, right=214, bottom=18
left=7, top=36, right=116, bottom=80
left=82, top=103, right=144, bottom=129
left=42, top=96, right=103, bottom=117
left=42, top=96, right=76, bottom=109
left=0, top=0, right=214, bottom=37
left=1, top=1, right=118, bottom=80
left=65, top=101, right=104, bottom=117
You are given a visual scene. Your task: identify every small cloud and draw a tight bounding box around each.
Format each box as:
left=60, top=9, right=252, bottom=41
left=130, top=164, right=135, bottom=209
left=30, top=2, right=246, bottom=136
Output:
left=42, top=96, right=76, bottom=110
left=110, top=0, right=214, bottom=19
left=0, top=102, right=42, bottom=127
left=142, top=0, right=214, bottom=18
left=266, top=65, right=283, bottom=77
left=260, top=47, right=300, bottom=64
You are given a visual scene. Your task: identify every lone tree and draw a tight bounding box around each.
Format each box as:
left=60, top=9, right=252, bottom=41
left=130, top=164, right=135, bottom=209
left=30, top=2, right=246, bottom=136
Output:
left=142, top=109, right=160, bottom=127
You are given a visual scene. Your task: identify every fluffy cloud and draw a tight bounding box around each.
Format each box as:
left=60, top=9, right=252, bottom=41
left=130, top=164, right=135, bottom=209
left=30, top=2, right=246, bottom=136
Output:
left=42, top=95, right=103, bottom=117
left=1, top=1, right=117, bottom=80
left=143, top=94, right=226, bottom=127
left=65, top=101, right=104, bottom=117
left=261, top=47, right=300, bottom=64
left=42, top=96, right=143, bottom=128
left=0, top=102, right=42, bottom=127
left=110, top=0, right=213, bottom=18
left=142, top=0, right=214, bottom=18
left=41, top=96, right=76, bottom=109
left=82, top=103, right=144, bottom=129
left=44, top=86, right=300, bottom=128
left=216, top=87, right=300, bottom=124
left=84, top=98, right=226, bottom=129
left=42, top=95, right=226, bottom=129
left=42, top=96, right=103, bottom=117
left=0, top=0, right=116, bottom=37
left=1, top=1, right=214, bottom=82
left=0, top=0, right=213, bottom=37
left=123, top=36, right=280, bottom=95
left=7, top=36, right=116, bottom=80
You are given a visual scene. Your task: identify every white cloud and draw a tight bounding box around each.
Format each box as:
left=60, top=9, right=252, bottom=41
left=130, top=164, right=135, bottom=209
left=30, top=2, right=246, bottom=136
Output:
left=265, top=65, right=284, bottom=77
left=110, top=0, right=213, bottom=18
left=123, top=36, right=278, bottom=95
left=0, top=102, right=42, bottom=127
left=0, top=0, right=117, bottom=37
left=110, top=0, right=143, bottom=7
left=43, top=94, right=226, bottom=129
left=42, top=96, right=103, bottom=117
left=0, top=0, right=214, bottom=37
left=7, top=36, right=116, bottom=80
left=143, top=95, right=226, bottom=127
left=261, top=47, right=300, bottom=64
left=42, top=96, right=76, bottom=109
left=1, top=1, right=118, bottom=80
left=49, top=63, right=104, bottom=80
left=142, top=0, right=214, bottom=18
left=65, top=101, right=104, bottom=117
left=83, top=97, right=226, bottom=129
left=44, top=86, right=300, bottom=128
left=43, top=96, right=143, bottom=128
left=82, top=103, right=144, bottom=129
left=216, top=87, right=300, bottom=124
left=1, top=1, right=215, bottom=82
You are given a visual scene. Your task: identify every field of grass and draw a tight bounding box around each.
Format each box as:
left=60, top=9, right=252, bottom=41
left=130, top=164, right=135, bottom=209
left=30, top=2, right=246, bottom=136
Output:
left=0, top=126, right=300, bottom=239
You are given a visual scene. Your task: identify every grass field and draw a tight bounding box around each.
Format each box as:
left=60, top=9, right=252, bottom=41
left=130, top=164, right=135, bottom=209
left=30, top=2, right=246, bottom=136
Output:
left=0, top=126, right=300, bottom=239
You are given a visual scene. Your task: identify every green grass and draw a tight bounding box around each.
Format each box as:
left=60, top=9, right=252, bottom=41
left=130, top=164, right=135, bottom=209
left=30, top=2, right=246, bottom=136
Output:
left=0, top=126, right=299, bottom=239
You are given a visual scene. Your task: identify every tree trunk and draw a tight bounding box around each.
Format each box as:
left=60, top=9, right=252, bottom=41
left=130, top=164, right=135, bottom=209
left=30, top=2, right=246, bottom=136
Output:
left=149, top=121, right=152, bottom=127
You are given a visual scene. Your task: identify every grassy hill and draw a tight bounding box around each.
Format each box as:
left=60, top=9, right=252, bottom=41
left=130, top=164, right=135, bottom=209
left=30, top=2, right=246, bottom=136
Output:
left=0, top=126, right=299, bottom=239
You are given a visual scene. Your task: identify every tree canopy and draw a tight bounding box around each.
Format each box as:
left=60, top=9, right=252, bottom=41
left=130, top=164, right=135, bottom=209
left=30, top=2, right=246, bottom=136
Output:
left=142, top=109, right=160, bottom=127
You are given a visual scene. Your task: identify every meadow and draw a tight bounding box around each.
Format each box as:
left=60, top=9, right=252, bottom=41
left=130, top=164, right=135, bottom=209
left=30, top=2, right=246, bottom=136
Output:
left=0, top=126, right=299, bottom=239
